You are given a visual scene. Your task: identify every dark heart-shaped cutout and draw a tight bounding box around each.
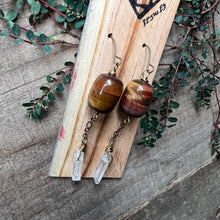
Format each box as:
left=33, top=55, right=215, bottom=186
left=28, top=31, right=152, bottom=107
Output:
left=129, top=0, right=161, bottom=19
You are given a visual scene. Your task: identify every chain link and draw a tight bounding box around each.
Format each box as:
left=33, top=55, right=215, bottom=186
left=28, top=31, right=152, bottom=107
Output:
left=80, top=111, right=99, bottom=152
left=106, top=116, right=131, bottom=153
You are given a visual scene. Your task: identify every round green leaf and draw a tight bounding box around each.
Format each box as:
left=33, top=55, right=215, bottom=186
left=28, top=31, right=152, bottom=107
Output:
left=48, top=93, right=55, bottom=102
left=47, top=0, right=56, bottom=7
left=63, top=75, right=71, bottom=83
left=6, top=10, right=17, bottom=21
left=175, top=15, right=182, bottom=23
left=75, top=1, right=83, bottom=13
left=170, top=101, right=180, bottom=109
left=74, top=19, right=85, bottom=29
left=57, top=15, right=65, bottom=23
left=40, top=86, right=50, bottom=91
left=39, top=33, right=47, bottom=42
left=58, top=5, right=67, bottom=12
left=178, top=71, right=185, bottom=80
left=0, top=30, right=9, bottom=36
left=64, top=61, right=74, bottom=66
left=26, top=30, right=35, bottom=41
left=27, top=0, right=34, bottom=5
left=12, top=24, right=21, bottom=36
left=31, top=1, right=41, bottom=15
left=14, top=38, right=23, bottom=44
left=32, top=112, right=39, bottom=120
left=56, top=83, right=64, bottom=93
left=43, top=45, right=52, bottom=53
left=47, top=76, right=56, bottom=83
left=16, top=0, right=24, bottom=9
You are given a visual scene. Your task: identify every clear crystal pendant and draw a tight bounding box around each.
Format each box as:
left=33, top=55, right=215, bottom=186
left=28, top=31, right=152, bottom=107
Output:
left=93, top=152, right=113, bottom=184
left=72, top=149, right=84, bottom=181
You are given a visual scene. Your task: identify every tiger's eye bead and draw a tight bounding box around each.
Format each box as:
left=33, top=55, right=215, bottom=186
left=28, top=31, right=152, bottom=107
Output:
left=88, top=74, right=123, bottom=113
left=120, top=79, right=154, bottom=117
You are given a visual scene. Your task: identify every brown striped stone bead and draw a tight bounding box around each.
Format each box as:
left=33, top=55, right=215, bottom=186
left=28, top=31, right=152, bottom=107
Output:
left=88, top=74, right=123, bottom=113
left=120, top=79, right=154, bottom=117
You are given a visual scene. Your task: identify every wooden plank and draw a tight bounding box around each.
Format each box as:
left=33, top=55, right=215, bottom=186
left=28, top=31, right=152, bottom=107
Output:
left=49, top=0, right=181, bottom=178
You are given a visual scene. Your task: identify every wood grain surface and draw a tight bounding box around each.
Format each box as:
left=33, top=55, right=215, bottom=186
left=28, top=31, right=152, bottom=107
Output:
left=1, top=0, right=219, bottom=219
left=49, top=0, right=181, bottom=178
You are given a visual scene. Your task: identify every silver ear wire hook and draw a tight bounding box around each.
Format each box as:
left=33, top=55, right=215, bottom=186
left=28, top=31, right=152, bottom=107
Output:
left=141, top=44, right=155, bottom=82
left=108, top=33, right=122, bottom=75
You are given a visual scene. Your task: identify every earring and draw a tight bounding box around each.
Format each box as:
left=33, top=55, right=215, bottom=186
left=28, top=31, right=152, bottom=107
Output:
left=72, top=34, right=124, bottom=181
left=93, top=44, right=154, bottom=184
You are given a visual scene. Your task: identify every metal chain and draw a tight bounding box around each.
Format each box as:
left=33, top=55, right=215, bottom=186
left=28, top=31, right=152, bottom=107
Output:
left=106, top=116, right=131, bottom=153
left=79, top=111, right=99, bottom=152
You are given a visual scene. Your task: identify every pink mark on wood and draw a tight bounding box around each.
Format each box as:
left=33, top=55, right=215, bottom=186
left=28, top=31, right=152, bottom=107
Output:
left=59, top=126, right=65, bottom=141
left=71, top=65, right=78, bottom=91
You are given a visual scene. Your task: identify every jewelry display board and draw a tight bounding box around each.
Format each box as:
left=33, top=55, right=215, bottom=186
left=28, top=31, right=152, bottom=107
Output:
left=49, top=0, right=180, bottom=178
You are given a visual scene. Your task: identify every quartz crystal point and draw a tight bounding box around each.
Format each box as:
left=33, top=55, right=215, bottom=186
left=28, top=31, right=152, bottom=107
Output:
left=93, top=152, right=113, bottom=184
left=72, top=149, right=84, bottom=181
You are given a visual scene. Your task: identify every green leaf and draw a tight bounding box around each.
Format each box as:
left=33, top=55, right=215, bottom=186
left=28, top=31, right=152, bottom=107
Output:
left=66, top=16, right=76, bottom=22
left=56, top=83, right=64, bottom=92
left=23, top=102, right=35, bottom=107
left=58, top=5, right=67, bottom=12
left=16, top=0, right=24, bottom=9
left=56, top=71, right=64, bottom=76
left=48, top=35, right=57, bottom=42
left=32, top=112, right=39, bottom=120
left=26, top=30, right=35, bottom=41
left=0, top=9, right=4, bottom=18
left=6, top=10, right=17, bottom=21
left=175, top=15, right=182, bottom=23
left=57, top=15, right=65, bottom=23
left=47, top=76, right=56, bottom=83
left=47, top=0, right=56, bottom=7
left=0, top=30, right=9, bottom=36
left=64, top=61, right=74, bottom=66
left=40, top=86, right=50, bottom=91
left=168, top=117, right=178, bottom=123
left=12, top=24, right=21, bottom=36
left=63, top=21, right=67, bottom=29
left=35, top=106, right=41, bottom=116
left=178, top=71, right=185, bottom=80
left=74, top=19, right=85, bottom=29
left=39, top=33, right=47, bottom=42
left=170, top=101, right=180, bottom=109
left=75, top=1, right=83, bottom=12
left=63, top=75, right=71, bottom=83
left=150, top=110, right=158, bottom=115
left=43, top=45, right=52, bottom=53
left=42, top=100, right=48, bottom=107
left=27, top=0, right=34, bottom=5
left=48, top=93, right=55, bottom=102
left=31, top=1, right=41, bottom=15
left=82, top=5, right=88, bottom=16
left=14, top=38, right=23, bottom=44
left=66, top=0, right=75, bottom=9
left=41, top=6, right=48, bottom=13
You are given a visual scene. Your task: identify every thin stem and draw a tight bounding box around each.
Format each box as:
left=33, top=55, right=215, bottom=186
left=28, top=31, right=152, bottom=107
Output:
left=0, top=29, right=79, bottom=47
left=48, top=11, right=80, bottom=40
left=201, top=0, right=220, bottom=14
left=32, top=65, right=74, bottom=112
left=164, top=52, right=184, bottom=126
left=38, top=0, right=67, bottom=18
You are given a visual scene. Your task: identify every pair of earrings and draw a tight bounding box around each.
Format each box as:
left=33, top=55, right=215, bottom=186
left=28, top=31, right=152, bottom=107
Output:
left=72, top=33, right=154, bottom=184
